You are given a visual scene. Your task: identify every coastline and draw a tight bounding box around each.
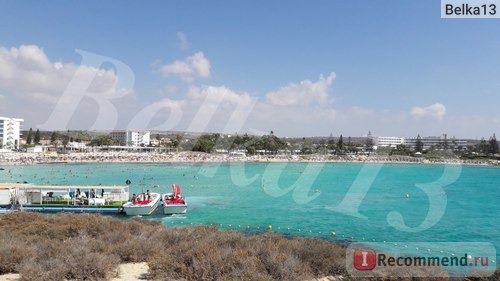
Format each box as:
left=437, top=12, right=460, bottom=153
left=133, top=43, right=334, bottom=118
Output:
left=0, top=151, right=498, bottom=166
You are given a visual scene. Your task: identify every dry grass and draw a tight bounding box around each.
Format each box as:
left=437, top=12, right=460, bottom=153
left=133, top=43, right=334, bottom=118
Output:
left=0, top=212, right=497, bottom=281
left=146, top=228, right=347, bottom=280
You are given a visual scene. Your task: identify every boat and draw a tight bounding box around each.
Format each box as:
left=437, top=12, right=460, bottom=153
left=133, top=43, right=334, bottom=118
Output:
left=163, top=184, right=187, bottom=215
left=0, top=182, right=129, bottom=214
left=122, top=191, right=161, bottom=216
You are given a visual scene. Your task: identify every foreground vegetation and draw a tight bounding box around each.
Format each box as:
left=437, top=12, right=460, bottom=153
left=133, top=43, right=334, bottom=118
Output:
left=0, top=212, right=346, bottom=281
left=0, top=212, right=498, bottom=281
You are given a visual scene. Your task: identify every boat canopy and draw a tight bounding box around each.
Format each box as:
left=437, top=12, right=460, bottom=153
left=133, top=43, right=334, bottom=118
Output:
left=172, top=184, right=181, bottom=196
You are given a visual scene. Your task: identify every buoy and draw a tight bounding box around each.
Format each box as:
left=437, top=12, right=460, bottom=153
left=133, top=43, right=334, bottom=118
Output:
left=406, top=193, right=410, bottom=198
left=331, top=231, right=336, bottom=236
left=267, top=225, right=272, bottom=230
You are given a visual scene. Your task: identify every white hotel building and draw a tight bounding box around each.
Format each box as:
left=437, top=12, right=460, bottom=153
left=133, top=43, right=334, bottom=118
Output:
left=375, top=136, right=405, bottom=148
left=0, top=116, right=24, bottom=150
left=109, top=130, right=151, bottom=147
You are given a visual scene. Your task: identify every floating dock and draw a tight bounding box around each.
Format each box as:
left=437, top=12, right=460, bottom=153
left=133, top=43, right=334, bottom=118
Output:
left=0, top=183, right=129, bottom=214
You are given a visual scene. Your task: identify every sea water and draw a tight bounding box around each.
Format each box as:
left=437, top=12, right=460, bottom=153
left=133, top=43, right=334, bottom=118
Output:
left=1, top=162, right=498, bottom=264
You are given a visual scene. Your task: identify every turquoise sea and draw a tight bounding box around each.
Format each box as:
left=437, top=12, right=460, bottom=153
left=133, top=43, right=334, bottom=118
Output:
left=1, top=162, right=498, bottom=265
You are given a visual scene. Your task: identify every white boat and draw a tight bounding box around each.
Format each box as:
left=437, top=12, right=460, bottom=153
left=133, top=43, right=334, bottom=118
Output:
left=163, top=184, right=187, bottom=215
left=122, top=192, right=161, bottom=216
left=1, top=183, right=130, bottom=214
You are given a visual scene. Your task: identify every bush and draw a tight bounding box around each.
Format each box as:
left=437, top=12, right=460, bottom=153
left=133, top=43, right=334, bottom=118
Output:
left=0, top=212, right=498, bottom=280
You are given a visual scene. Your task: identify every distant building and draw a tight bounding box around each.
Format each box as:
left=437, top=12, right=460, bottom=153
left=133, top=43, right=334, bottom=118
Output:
left=0, top=116, right=24, bottom=150
left=405, top=134, right=468, bottom=151
left=376, top=136, right=405, bottom=148
left=109, top=130, right=150, bottom=147
left=27, top=146, right=49, bottom=153
left=67, top=142, right=88, bottom=151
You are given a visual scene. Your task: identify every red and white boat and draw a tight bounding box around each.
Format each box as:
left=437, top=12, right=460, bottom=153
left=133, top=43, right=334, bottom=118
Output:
left=163, top=184, right=187, bottom=215
left=122, top=192, right=161, bottom=216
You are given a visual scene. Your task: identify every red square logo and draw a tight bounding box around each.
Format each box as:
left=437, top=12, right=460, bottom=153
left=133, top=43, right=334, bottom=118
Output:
left=353, top=248, right=376, bottom=270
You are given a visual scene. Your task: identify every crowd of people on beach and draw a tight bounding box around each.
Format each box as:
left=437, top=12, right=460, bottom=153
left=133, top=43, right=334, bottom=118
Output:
left=0, top=150, right=495, bottom=166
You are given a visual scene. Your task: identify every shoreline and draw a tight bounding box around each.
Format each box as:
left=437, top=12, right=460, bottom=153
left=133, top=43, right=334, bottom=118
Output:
left=0, top=151, right=498, bottom=167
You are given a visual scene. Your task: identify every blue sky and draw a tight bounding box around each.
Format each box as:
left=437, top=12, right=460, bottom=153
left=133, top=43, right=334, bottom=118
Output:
left=0, top=0, right=499, bottom=138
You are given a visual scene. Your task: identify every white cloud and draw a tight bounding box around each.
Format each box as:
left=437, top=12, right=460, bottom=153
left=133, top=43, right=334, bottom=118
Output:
left=177, top=31, right=190, bottom=50
left=160, top=52, right=210, bottom=82
left=410, top=103, right=446, bottom=120
left=144, top=68, right=340, bottom=135
left=0, top=45, right=134, bottom=129
left=187, top=85, right=253, bottom=106
left=135, top=85, right=256, bottom=133
left=266, top=72, right=335, bottom=106
left=184, top=86, right=255, bottom=132
left=0, top=45, right=130, bottom=102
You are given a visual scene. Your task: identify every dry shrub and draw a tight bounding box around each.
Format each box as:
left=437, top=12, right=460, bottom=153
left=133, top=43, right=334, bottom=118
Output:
left=465, top=268, right=500, bottom=281
left=105, top=234, right=155, bottom=262
left=63, top=242, right=120, bottom=281
left=17, top=257, right=69, bottom=281
left=292, top=237, right=346, bottom=276
left=0, top=234, right=35, bottom=274
left=147, top=228, right=346, bottom=281
left=1, top=212, right=497, bottom=281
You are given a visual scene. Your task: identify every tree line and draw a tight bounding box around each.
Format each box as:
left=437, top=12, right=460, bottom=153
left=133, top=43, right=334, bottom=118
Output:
left=21, top=129, right=499, bottom=158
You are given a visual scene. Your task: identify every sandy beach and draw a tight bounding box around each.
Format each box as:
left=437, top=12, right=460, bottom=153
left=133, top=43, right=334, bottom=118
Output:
left=0, top=263, right=149, bottom=281
left=0, top=264, right=344, bottom=281
left=0, top=151, right=495, bottom=166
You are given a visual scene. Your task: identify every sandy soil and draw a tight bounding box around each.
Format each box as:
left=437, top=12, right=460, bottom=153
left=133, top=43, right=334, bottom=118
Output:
left=111, top=262, right=149, bottom=281
left=0, top=274, right=20, bottom=281
left=0, top=266, right=344, bottom=281
left=0, top=262, right=149, bottom=281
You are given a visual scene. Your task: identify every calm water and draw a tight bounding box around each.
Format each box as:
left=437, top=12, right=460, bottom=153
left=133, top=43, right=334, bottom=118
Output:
left=1, top=162, right=498, bottom=263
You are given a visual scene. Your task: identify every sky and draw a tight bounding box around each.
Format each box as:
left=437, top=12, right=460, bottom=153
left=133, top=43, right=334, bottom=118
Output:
left=0, top=0, right=499, bottom=138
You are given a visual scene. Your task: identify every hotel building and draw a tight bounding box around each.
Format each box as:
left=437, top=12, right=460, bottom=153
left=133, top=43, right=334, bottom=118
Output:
left=376, top=136, right=405, bottom=148
left=405, top=134, right=468, bottom=151
left=0, top=116, right=24, bottom=150
left=109, top=130, right=151, bottom=147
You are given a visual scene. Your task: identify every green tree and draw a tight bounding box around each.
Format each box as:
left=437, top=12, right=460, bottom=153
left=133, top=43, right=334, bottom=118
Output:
left=391, top=144, right=412, bottom=156
left=327, top=137, right=336, bottom=151
left=246, top=145, right=256, bottom=155
left=50, top=131, right=58, bottom=145
left=34, top=129, right=41, bottom=144
left=489, top=134, right=499, bottom=155
left=258, top=134, right=288, bottom=154
left=77, top=131, right=91, bottom=143
left=477, top=138, right=489, bottom=154
left=337, top=134, right=344, bottom=151
left=415, top=134, right=423, bottom=152
left=62, top=135, right=70, bottom=152
left=192, top=134, right=219, bottom=153
left=26, top=128, right=33, bottom=145
left=365, top=131, right=373, bottom=151
left=174, top=134, right=183, bottom=148
left=90, top=136, right=113, bottom=146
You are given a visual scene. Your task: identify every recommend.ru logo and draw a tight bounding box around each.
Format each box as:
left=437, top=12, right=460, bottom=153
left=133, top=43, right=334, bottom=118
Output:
left=347, top=242, right=496, bottom=277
